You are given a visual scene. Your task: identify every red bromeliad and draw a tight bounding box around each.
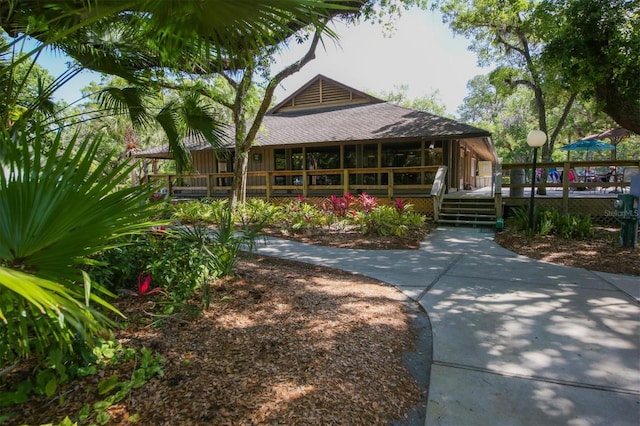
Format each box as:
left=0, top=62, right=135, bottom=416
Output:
left=359, top=192, right=377, bottom=212
left=394, top=198, right=406, bottom=213
left=124, top=273, right=165, bottom=297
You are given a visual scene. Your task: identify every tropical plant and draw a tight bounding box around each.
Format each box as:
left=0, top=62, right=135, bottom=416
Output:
left=0, top=126, right=162, bottom=368
left=508, top=206, right=593, bottom=238
left=356, top=203, right=425, bottom=237
left=1, top=0, right=360, bottom=171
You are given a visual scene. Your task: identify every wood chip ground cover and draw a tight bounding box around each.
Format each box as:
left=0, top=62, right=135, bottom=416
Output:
left=2, top=255, right=422, bottom=425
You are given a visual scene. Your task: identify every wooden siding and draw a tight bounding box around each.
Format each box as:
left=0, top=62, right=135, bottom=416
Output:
left=276, top=78, right=371, bottom=112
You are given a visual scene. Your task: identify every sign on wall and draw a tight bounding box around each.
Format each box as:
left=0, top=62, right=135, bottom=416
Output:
left=478, top=161, right=492, bottom=177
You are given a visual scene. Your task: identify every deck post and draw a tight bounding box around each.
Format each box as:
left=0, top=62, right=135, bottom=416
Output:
left=302, top=170, right=308, bottom=197
left=388, top=170, right=394, bottom=198
left=166, top=175, right=172, bottom=197
left=343, top=169, right=349, bottom=194
left=562, top=162, right=570, bottom=214
left=206, top=174, right=212, bottom=198
left=266, top=171, right=272, bottom=200
left=494, top=163, right=503, bottom=219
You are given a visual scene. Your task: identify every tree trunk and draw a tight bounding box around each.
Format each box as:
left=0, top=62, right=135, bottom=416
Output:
left=227, top=28, right=323, bottom=208
left=597, top=83, right=640, bottom=134
left=231, top=150, right=249, bottom=206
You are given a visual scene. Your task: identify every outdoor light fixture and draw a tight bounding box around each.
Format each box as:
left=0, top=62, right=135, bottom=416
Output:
left=527, top=130, right=547, bottom=229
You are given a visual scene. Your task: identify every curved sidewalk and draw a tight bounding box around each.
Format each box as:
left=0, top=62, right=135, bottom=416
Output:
left=254, top=227, right=640, bottom=426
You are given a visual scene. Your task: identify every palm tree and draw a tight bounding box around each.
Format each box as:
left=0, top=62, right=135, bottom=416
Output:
left=2, top=0, right=356, bottom=167
left=0, top=125, right=161, bottom=365
left=0, top=0, right=360, bottom=365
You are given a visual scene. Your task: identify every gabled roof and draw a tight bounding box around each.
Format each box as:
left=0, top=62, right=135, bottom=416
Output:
left=136, top=75, right=494, bottom=159
left=268, top=74, right=383, bottom=114
left=258, top=102, right=490, bottom=144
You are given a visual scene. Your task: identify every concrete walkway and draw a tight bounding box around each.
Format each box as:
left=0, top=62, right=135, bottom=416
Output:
left=254, top=227, right=640, bottom=426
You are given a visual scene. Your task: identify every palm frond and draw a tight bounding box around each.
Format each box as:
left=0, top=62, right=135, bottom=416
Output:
left=97, top=86, right=154, bottom=129
left=154, top=100, right=191, bottom=172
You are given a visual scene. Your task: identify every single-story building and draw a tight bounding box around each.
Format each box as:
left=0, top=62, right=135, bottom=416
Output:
left=136, top=74, right=496, bottom=210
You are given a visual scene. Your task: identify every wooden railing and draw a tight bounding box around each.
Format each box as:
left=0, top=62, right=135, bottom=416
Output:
left=145, top=166, right=442, bottom=199
left=500, top=159, right=640, bottom=212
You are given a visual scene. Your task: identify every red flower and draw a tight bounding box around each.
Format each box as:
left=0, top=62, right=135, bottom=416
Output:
left=394, top=198, right=406, bottom=213
left=124, top=273, right=165, bottom=297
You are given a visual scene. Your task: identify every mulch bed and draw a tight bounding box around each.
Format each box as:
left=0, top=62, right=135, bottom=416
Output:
left=1, top=255, right=424, bottom=426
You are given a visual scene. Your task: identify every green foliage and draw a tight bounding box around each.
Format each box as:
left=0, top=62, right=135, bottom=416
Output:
left=92, top=201, right=265, bottom=310
left=508, top=206, right=593, bottom=239
left=169, top=199, right=219, bottom=224
left=0, top=126, right=161, bottom=369
left=540, top=0, right=640, bottom=132
left=374, top=84, right=450, bottom=117
left=275, top=193, right=425, bottom=237
left=278, top=198, right=328, bottom=234
left=0, top=338, right=164, bottom=426
left=356, top=204, right=426, bottom=237
left=233, top=198, right=279, bottom=229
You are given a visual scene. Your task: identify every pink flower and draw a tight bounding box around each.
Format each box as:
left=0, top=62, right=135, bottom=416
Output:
left=124, top=273, right=165, bottom=297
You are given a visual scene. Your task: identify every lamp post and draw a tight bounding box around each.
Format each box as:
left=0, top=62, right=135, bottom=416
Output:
left=527, top=130, right=547, bottom=230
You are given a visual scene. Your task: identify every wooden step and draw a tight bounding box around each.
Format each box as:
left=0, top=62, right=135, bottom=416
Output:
left=438, top=196, right=498, bottom=227
left=437, top=219, right=496, bottom=227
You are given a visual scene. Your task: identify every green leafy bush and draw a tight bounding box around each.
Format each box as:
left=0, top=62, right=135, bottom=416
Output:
left=92, top=202, right=265, bottom=310
left=277, top=197, right=328, bottom=234
left=356, top=204, right=425, bottom=237
left=0, top=127, right=161, bottom=371
left=508, top=206, right=593, bottom=238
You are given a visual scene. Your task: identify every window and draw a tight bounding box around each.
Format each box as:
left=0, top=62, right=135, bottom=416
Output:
left=382, top=142, right=421, bottom=167
left=274, top=149, right=286, bottom=170
left=306, top=146, right=340, bottom=170
left=344, top=145, right=357, bottom=168
left=363, top=144, right=378, bottom=168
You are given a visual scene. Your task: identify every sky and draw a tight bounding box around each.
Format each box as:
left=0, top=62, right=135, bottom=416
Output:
left=38, top=8, right=486, bottom=117
left=271, top=8, right=487, bottom=116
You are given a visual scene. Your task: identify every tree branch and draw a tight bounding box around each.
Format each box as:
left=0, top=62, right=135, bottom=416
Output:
left=243, top=25, right=324, bottom=148
left=549, top=92, right=577, bottom=148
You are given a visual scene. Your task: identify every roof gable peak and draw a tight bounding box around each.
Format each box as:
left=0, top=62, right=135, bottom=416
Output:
left=268, top=74, right=383, bottom=115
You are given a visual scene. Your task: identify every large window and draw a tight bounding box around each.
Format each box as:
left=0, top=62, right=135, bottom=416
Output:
left=306, top=146, right=340, bottom=170
left=273, top=148, right=303, bottom=186
left=274, top=149, right=286, bottom=170
left=382, top=142, right=421, bottom=167
left=362, top=144, right=378, bottom=168
left=344, top=145, right=357, bottom=168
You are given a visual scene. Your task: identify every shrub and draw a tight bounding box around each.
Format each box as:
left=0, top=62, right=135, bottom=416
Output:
left=508, top=206, right=593, bottom=238
left=278, top=198, right=328, bottom=234
left=92, top=202, right=265, bottom=310
left=356, top=203, right=426, bottom=237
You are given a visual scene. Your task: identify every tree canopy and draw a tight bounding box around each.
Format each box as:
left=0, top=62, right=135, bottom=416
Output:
left=540, top=0, right=640, bottom=133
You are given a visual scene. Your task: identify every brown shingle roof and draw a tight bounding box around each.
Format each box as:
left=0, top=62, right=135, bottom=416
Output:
left=137, top=102, right=490, bottom=158
left=135, top=75, right=492, bottom=158
left=256, top=103, right=490, bottom=145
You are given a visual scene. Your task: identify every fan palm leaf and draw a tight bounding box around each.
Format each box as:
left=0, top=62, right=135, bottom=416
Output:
left=0, top=125, right=164, bottom=362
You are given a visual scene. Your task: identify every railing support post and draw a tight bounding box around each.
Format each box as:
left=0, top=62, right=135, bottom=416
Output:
left=343, top=169, right=349, bottom=194
left=266, top=171, right=272, bottom=200
left=562, top=162, right=570, bottom=215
